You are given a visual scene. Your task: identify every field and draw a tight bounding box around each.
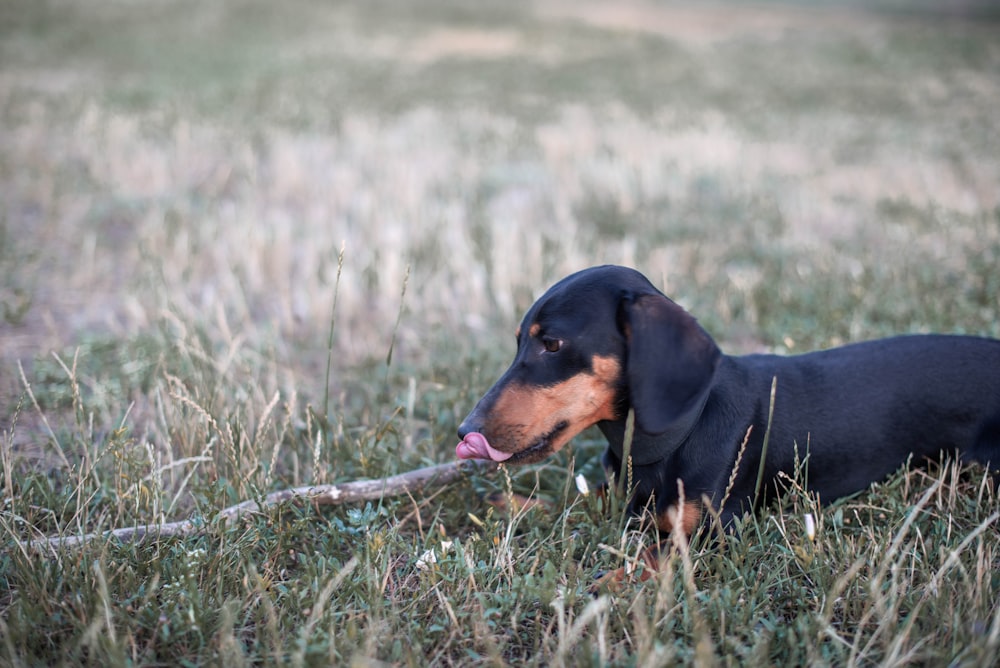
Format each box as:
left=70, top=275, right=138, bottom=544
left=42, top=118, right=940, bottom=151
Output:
left=2, top=0, right=1000, bottom=664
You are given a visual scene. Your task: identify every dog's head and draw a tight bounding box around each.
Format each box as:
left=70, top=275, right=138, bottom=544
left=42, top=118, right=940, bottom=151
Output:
left=457, top=265, right=721, bottom=464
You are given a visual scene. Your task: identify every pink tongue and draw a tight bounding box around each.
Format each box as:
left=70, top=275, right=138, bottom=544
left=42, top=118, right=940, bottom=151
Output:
left=455, top=432, right=513, bottom=462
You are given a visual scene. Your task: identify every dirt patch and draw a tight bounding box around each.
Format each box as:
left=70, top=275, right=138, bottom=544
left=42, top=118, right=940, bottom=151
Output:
left=538, top=0, right=885, bottom=45
left=405, top=28, right=526, bottom=64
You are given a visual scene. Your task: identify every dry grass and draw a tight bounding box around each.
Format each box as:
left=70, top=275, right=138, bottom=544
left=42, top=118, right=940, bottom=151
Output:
left=1, top=0, right=999, bottom=664
left=3, top=2, right=998, bottom=364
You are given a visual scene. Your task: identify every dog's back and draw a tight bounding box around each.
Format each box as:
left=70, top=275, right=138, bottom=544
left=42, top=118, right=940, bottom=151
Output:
left=705, top=335, right=1000, bottom=508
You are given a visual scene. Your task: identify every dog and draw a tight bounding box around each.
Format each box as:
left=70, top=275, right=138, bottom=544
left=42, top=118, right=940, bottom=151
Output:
left=456, top=265, right=1000, bottom=564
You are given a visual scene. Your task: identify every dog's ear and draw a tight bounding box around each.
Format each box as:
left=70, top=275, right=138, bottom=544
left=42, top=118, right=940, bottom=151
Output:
left=619, top=293, right=721, bottom=435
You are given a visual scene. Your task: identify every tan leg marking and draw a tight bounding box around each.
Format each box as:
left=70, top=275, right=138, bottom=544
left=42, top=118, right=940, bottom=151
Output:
left=656, top=500, right=703, bottom=537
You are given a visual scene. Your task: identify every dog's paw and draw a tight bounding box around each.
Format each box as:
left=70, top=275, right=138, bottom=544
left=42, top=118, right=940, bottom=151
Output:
left=483, top=491, right=551, bottom=515
left=588, top=567, right=627, bottom=595
left=588, top=564, right=657, bottom=595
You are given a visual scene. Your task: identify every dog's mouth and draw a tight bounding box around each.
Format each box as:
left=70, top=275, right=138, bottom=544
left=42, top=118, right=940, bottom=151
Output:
left=455, top=432, right=512, bottom=462
left=455, top=423, right=568, bottom=464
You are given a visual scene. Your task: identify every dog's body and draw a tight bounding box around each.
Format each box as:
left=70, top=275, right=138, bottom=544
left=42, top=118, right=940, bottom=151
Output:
left=457, top=265, right=1000, bottom=534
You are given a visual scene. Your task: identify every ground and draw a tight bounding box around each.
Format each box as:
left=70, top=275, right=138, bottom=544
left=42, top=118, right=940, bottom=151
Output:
left=1, top=1, right=999, bottom=665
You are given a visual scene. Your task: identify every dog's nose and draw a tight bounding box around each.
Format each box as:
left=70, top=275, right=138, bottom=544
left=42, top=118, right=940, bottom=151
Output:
left=457, top=413, right=481, bottom=440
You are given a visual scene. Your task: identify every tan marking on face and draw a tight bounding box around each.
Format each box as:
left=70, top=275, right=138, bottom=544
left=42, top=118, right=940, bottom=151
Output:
left=483, top=354, right=621, bottom=457
left=592, top=354, right=618, bottom=382
left=656, top=500, right=702, bottom=536
left=528, top=322, right=541, bottom=338
left=515, top=325, right=521, bottom=339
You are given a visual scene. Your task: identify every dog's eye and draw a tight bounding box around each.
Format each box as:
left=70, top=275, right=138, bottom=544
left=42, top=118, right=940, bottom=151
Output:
left=542, top=337, right=562, bottom=353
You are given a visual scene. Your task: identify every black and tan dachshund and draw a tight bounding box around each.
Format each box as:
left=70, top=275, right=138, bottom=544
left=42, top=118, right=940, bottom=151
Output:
left=457, top=265, right=1000, bottom=548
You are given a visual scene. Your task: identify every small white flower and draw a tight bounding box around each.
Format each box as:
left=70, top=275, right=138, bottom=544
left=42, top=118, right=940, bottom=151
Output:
left=416, top=541, right=454, bottom=570
left=416, top=549, right=437, bottom=570
left=575, top=474, right=590, bottom=496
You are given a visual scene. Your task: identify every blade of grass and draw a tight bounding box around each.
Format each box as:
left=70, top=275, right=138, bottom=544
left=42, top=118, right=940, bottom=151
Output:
left=383, top=264, right=411, bottom=385
left=753, top=376, right=778, bottom=505
left=322, top=242, right=346, bottom=424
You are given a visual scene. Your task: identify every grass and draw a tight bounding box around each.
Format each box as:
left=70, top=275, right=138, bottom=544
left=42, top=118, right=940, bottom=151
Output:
left=2, top=0, right=1000, bottom=664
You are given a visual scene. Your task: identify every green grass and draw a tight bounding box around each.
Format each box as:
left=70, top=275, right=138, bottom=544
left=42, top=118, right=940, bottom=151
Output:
left=2, top=0, right=1000, bottom=664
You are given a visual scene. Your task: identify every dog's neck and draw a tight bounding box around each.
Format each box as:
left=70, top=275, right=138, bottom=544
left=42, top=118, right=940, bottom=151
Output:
left=598, top=411, right=700, bottom=466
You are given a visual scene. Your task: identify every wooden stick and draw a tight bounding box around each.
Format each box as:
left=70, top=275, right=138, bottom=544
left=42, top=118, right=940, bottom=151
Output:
left=26, top=459, right=494, bottom=551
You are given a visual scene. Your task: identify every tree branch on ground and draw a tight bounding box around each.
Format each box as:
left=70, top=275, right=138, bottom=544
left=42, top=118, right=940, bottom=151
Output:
left=25, top=460, right=495, bottom=552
